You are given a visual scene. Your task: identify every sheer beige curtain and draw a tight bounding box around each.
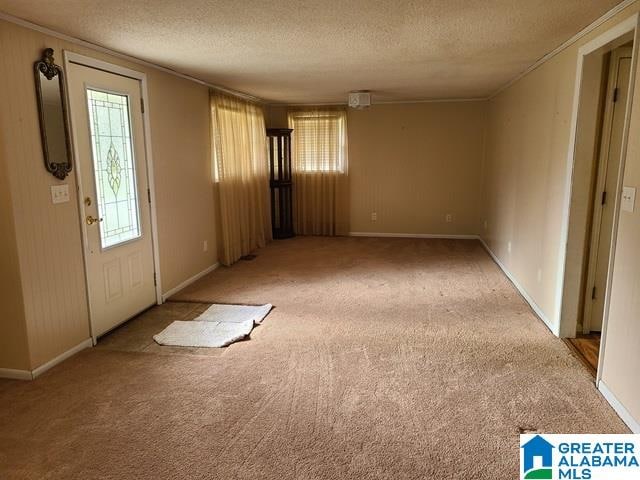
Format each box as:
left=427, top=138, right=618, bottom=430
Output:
left=211, top=91, right=271, bottom=265
left=288, top=107, right=349, bottom=235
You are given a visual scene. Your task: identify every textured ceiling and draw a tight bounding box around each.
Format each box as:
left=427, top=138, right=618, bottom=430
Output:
left=0, top=0, right=626, bottom=103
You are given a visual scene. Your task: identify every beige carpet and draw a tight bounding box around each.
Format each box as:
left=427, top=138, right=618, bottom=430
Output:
left=0, top=237, right=628, bottom=479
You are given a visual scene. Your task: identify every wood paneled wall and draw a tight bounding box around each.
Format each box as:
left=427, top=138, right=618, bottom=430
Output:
left=0, top=117, right=31, bottom=370
left=0, top=20, right=218, bottom=370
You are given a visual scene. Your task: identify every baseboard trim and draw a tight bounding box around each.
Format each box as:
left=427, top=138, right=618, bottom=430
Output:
left=1, top=338, right=94, bottom=380
left=161, top=262, right=221, bottom=302
left=598, top=380, right=640, bottom=433
left=31, top=338, right=93, bottom=379
left=0, top=368, right=33, bottom=380
left=348, top=232, right=481, bottom=240
left=478, top=237, right=557, bottom=335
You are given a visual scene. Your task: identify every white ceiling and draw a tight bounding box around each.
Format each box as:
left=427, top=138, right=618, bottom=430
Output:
left=0, top=0, right=626, bottom=103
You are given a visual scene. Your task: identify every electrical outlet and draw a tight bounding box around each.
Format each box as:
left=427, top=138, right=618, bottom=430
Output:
left=484, top=220, right=488, bottom=231
left=371, top=212, right=377, bottom=222
left=203, top=240, right=208, bottom=252
left=507, top=241, right=512, bottom=254
left=445, top=214, right=453, bottom=223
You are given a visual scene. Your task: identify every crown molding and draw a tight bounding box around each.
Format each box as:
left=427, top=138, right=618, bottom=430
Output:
left=2, top=0, right=637, bottom=106
left=489, top=0, right=638, bottom=99
left=267, top=97, right=488, bottom=107
left=271, top=0, right=639, bottom=107
left=0, top=10, right=264, bottom=103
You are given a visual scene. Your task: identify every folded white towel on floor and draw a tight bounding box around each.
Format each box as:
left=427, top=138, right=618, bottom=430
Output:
left=153, top=303, right=272, bottom=348
left=195, top=303, right=273, bottom=325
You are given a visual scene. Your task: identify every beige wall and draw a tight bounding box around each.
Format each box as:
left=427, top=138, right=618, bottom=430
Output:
left=481, top=2, right=640, bottom=328
left=600, top=35, right=640, bottom=425
left=147, top=73, right=217, bottom=291
left=267, top=102, right=486, bottom=236
left=0, top=20, right=218, bottom=370
left=265, top=105, right=288, bottom=130
left=482, top=53, right=575, bottom=328
left=0, top=122, right=30, bottom=371
left=481, top=3, right=640, bottom=427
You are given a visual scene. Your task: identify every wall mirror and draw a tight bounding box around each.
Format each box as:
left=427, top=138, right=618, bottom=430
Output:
left=35, top=48, right=73, bottom=180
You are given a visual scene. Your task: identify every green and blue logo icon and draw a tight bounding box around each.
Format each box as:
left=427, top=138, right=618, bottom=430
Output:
left=521, top=435, right=554, bottom=479
left=519, top=433, right=640, bottom=480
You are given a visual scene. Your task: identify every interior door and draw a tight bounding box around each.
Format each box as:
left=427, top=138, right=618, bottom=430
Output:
left=584, top=46, right=632, bottom=333
left=67, top=62, right=156, bottom=339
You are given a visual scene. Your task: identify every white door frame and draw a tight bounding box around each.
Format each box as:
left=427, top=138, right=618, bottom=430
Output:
left=63, top=51, right=163, bottom=342
left=582, top=46, right=633, bottom=334
left=556, top=14, right=638, bottom=374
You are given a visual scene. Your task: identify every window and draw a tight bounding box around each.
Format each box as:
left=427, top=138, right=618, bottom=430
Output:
left=86, top=88, right=142, bottom=249
left=288, top=109, right=347, bottom=173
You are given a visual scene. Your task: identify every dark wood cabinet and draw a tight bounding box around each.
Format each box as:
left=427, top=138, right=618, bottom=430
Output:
left=267, top=128, right=294, bottom=239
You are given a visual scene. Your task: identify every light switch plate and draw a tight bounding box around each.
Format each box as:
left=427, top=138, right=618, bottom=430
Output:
left=622, top=186, right=636, bottom=213
left=51, top=184, right=70, bottom=204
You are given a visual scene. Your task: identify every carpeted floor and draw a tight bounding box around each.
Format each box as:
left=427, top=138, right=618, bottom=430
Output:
left=0, top=237, right=628, bottom=479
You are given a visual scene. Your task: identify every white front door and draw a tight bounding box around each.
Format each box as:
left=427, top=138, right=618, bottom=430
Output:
left=67, top=62, right=157, bottom=339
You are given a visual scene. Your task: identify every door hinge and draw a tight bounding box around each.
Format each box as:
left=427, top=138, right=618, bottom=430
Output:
left=613, top=87, right=619, bottom=103
left=592, top=286, right=596, bottom=300
left=147, top=188, right=152, bottom=204
left=602, top=191, right=607, bottom=205
left=141, top=98, right=145, bottom=113
left=153, top=272, right=157, bottom=286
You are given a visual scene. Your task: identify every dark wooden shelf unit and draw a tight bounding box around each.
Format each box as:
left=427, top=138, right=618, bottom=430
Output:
left=267, top=128, right=294, bottom=239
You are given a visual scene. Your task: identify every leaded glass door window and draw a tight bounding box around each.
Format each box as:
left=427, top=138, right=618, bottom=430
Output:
left=86, top=88, right=142, bottom=249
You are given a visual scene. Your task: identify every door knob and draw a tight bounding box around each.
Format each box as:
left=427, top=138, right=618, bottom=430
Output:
left=86, top=215, right=103, bottom=225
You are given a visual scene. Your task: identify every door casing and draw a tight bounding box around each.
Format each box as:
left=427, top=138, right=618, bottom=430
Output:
left=557, top=14, right=639, bottom=344
left=63, top=51, right=163, bottom=343
left=556, top=13, right=640, bottom=398
left=582, top=46, right=633, bottom=334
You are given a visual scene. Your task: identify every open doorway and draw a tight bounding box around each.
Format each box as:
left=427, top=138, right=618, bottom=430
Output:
left=569, top=42, right=633, bottom=374
left=558, top=16, right=639, bottom=379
